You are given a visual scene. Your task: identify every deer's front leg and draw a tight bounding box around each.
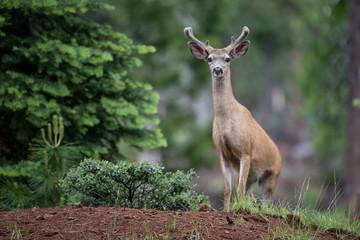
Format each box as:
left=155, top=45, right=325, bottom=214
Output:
left=237, top=155, right=250, bottom=197
left=220, top=155, right=232, bottom=212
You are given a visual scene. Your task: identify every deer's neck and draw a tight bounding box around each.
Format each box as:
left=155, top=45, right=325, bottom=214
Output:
left=212, top=71, right=237, bottom=118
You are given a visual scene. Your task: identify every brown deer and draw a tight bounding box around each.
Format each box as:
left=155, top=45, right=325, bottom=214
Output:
left=184, top=26, right=282, bottom=211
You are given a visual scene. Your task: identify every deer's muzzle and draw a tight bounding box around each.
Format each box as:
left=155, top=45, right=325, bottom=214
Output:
left=213, top=67, right=223, bottom=76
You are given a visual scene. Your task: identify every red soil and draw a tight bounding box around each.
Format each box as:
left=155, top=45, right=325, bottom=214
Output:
left=0, top=205, right=356, bottom=239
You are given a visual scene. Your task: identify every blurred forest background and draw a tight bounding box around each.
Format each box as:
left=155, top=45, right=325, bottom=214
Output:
left=1, top=0, right=359, bottom=213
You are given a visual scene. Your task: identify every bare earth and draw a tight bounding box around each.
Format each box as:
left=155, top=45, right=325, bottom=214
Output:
left=0, top=205, right=356, bottom=239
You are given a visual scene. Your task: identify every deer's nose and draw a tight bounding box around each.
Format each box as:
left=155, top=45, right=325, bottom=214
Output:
left=213, top=67, right=223, bottom=75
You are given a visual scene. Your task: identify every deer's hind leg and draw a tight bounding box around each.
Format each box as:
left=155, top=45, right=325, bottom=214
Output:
left=259, top=169, right=280, bottom=205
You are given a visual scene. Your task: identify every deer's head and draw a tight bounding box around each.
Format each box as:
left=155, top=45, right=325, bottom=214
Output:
left=184, top=26, right=250, bottom=79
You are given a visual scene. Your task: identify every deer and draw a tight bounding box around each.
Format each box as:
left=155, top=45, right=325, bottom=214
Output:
left=184, top=26, right=282, bottom=211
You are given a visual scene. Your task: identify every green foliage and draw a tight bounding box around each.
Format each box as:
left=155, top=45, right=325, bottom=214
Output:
left=0, top=0, right=166, bottom=163
left=0, top=160, right=37, bottom=177
left=0, top=116, right=81, bottom=210
left=60, top=158, right=209, bottom=211
left=295, top=0, right=347, bottom=169
left=0, top=179, right=35, bottom=210
left=353, top=98, right=360, bottom=108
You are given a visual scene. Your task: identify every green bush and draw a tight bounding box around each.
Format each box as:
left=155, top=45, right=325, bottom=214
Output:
left=60, top=158, right=209, bottom=211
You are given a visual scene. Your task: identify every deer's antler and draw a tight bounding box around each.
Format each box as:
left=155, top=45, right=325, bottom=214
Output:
left=184, top=27, right=212, bottom=52
left=225, top=26, right=250, bottom=51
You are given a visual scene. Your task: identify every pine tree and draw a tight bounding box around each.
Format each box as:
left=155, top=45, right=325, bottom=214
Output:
left=0, top=0, right=166, bottom=163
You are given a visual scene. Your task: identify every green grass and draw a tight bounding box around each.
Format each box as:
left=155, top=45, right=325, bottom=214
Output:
left=143, top=219, right=155, bottom=240
left=165, top=214, right=177, bottom=238
left=121, top=230, right=138, bottom=240
left=232, top=216, right=245, bottom=231
left=264, top=223, right=320, bottom=240
left=6, top=221, right=30, bottom=240
left=231, top=182, right=360, bottom=239
left=192, top=219, right=202, bottom=240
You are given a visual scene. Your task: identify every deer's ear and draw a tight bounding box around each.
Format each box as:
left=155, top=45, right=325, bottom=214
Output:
left=188, top=42, right=208, bottom=60
left=230, top=40, right=250, bottom=59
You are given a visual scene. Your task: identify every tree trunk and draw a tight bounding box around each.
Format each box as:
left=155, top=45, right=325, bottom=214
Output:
left=347, top=0, right=360, bottom=217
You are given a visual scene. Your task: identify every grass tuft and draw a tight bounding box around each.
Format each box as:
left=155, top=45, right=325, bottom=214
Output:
left=7, top=221, right=29, bottom=240
left=231, top=181, right=360, bottom=239
left=264, top=223, right=320, bottom=240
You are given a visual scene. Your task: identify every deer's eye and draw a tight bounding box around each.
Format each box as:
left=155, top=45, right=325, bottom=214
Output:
left=207, top=57, right=213, bottom=63
left=225, top=57, right=231, bottom=63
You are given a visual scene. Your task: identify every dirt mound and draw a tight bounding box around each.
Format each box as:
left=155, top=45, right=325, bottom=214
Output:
left=0, top=206, right=355, bottom=239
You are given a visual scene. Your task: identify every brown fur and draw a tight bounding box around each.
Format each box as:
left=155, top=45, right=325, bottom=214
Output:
left=185, top=27, right=282, bottom=211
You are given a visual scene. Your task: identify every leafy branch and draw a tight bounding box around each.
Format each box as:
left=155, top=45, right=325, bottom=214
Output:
left=41, top=115, right=64, bottom=171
